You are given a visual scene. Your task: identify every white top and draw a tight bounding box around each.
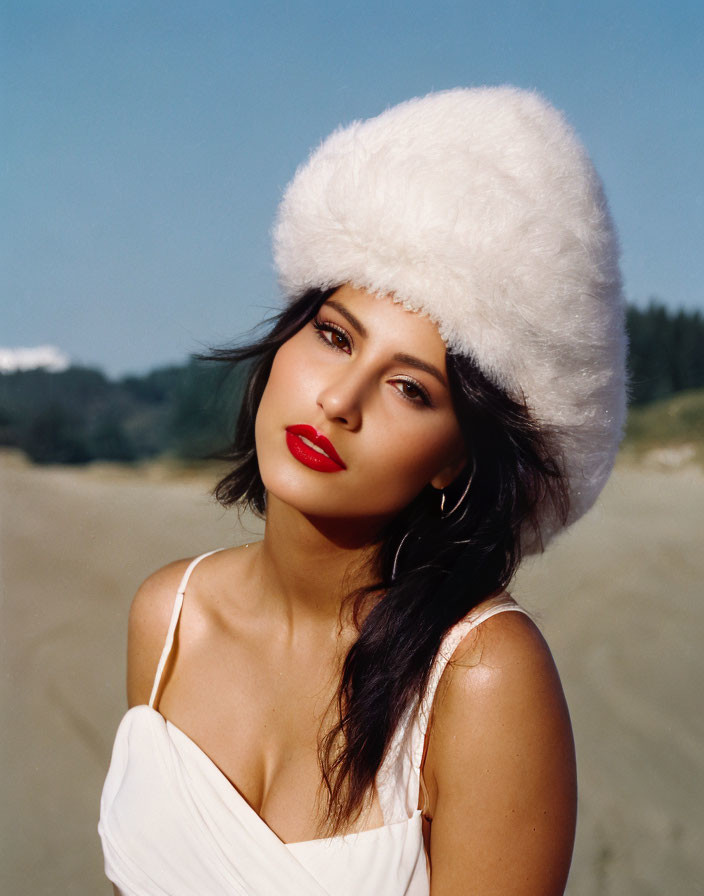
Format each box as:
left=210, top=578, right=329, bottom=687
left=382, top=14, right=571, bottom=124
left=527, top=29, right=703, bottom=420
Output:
left=98, top=550, right=529, bottom=895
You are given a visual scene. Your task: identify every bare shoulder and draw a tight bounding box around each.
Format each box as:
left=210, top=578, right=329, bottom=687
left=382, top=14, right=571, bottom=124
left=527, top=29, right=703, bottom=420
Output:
left=430, top=602, right=574, bottom=774
left=426, top=604, right=577, bottom=895
left=126, top=557, right=196, bottom=708
left=441, top=605, right=565, bottom=716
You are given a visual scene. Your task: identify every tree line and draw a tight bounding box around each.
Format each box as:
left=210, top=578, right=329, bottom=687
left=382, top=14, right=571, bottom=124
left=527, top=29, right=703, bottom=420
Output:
left=627, top=301, right=704, bottom=404
left=1, top=300, right=703, bottom=465
left=0, top=360, right=246, bottom=465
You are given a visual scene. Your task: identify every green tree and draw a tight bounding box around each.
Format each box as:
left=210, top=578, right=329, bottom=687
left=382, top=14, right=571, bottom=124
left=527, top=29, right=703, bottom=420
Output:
left=20, top=404, right=91, bottom=464
left=167, top=360, right=244, bottom=459
left=89, top=412, right=137, bottom=462
left=626, top=301, right=704, bottom=404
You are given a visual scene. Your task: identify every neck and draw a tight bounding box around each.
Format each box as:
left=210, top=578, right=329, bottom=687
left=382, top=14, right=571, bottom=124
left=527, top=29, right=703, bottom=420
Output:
left=257, top=493, right=385, bottom=626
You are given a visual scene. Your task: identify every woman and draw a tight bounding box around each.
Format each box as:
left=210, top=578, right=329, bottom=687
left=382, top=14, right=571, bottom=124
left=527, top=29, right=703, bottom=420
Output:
left=99, top=87, right=627, bottom=895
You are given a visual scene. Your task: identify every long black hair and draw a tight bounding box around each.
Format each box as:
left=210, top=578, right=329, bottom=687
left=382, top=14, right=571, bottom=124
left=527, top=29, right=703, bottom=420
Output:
left=208, top=287, right=569, bottom=832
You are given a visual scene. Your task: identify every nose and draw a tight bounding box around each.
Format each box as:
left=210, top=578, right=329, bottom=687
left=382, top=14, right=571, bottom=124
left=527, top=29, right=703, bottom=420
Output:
left=316, top=368, right=364, bottom=430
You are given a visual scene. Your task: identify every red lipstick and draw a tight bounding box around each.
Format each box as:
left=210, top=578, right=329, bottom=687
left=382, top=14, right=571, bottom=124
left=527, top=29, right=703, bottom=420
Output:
left=285, top=425, right=346, bottom=473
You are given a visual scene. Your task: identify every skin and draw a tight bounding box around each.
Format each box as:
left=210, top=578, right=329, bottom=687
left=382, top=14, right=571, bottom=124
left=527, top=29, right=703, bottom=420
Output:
left=126, top=284, right=577, bottom=894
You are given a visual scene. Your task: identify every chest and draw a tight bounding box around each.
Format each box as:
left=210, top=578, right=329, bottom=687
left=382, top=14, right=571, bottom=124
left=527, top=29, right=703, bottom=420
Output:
left=100, top=707, right=430, bottom=896
left=158, top=616, right=382, bottom=841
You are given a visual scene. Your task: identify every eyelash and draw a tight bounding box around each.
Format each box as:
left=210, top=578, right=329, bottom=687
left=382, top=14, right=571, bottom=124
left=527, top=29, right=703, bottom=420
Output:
left=312, top=318, right=351, bottom=353
left=311, top=318, right=433, bottom=408
left=392, top=376, right=433, bottom=407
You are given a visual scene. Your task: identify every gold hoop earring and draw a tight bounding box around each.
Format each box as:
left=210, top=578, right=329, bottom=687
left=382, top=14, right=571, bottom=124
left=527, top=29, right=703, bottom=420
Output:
left=440, top=469, right=473, bottom=519
left=391, top=531, right=411, bottom=581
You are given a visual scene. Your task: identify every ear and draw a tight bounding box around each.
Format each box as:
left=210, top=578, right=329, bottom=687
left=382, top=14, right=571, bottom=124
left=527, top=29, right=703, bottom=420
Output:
left=430, top=454, right=467, bottom=491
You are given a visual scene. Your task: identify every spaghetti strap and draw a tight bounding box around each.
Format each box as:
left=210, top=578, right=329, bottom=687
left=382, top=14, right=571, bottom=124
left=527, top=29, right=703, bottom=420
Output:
left=418, top=600, right=531, bottom=735
left=376, top=597, right=532, bottom=822
left=411, top=600, right=531, bottom=812
left=148, top=549, right=224, bottom=709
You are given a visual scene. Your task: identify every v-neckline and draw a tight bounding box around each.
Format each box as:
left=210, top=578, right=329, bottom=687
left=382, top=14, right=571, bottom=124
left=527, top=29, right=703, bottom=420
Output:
left=134, top=705, right=415, bottom=848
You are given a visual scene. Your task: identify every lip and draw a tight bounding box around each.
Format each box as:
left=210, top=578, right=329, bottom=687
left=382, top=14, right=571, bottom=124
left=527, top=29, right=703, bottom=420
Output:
left=285, top=424, right=346, bottom=473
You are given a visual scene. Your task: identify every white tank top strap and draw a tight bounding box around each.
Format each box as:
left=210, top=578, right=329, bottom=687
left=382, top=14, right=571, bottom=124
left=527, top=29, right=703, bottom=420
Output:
left=376, top=596, right=531, bottom=823
left=148, top=549, right=224, bottom=709
left=418, top=597, right=531, bottom=725
left=407, top=598, right=531, bottom=812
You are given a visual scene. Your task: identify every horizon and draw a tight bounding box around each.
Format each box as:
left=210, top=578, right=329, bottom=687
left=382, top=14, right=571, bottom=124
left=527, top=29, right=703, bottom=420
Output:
left=2, top=295, right=704, bottom=379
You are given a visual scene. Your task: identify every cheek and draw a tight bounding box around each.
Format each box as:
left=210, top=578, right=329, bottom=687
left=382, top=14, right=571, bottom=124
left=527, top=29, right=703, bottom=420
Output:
left=254, top=336, right=320, bottom=490
left=255, top=363, right=289, bottom=454
left=253, top=380, right=287, bottom=498
left=365, top=421, right=463, bottom=502
left=256, top=338, right=306, bottom=432
left=261, top=334, right=317, bottom=409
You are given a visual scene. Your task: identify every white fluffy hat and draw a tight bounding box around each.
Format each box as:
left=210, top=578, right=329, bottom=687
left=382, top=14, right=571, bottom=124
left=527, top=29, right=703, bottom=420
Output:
left=273, top=86, right=627, bottom=548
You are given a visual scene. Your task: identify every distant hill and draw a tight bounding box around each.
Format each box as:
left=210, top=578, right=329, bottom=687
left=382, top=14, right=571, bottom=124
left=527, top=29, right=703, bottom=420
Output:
left=621, top=387, right=704, bottom=467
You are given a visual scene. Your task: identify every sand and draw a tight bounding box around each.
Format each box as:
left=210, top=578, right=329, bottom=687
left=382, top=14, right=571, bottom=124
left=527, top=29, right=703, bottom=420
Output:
left=1, top=452, right=702, bottom=894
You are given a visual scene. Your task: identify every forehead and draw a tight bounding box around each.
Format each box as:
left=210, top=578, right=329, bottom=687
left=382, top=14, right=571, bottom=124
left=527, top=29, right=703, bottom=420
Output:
left=325, top=284, right=447, bottom=360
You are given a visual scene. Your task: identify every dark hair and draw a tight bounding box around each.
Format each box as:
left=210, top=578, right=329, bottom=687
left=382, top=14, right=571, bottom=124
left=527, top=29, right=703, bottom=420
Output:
left=209, top=288, right=569, bottom=832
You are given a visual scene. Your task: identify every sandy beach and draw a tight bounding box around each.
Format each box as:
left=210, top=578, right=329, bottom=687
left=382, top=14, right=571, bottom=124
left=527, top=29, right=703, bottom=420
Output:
left=1, top=452, right=702, bottom=894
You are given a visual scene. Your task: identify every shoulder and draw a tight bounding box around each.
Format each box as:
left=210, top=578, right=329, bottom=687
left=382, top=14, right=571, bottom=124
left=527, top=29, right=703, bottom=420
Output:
left=437, top=604, right=566, bottom=724
left=429, top=603, right=573, bottom=778
left=126, top=557, right=199, bottom=707
left=425, top=603, right=577, bottom=894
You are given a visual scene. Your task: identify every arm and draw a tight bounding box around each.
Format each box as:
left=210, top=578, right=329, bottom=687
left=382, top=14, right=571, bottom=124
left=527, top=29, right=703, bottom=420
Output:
left=425, top=611, right=577, bottom=895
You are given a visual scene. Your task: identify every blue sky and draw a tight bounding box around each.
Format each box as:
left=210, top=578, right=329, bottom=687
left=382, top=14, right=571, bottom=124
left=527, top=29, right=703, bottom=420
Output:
left=3, top=0, right=703, bottom=376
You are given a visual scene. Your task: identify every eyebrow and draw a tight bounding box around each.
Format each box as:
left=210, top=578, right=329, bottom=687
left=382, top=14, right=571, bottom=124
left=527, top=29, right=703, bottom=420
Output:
left=324, top=299, right=448, bottom=388
left=392, top=353, right=448, bottom=387
left=326, top=299, right=368, bottom=338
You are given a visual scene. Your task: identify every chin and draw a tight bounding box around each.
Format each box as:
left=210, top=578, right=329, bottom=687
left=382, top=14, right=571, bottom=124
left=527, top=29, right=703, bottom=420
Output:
left=263, top=479, right=352, bottom=519
left=262, top=475, right=410, bottom=530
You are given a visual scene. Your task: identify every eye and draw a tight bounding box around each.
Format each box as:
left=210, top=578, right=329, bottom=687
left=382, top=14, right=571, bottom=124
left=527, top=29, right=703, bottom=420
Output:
left=391, top=377, right=433, bottom=407
left=312, top=319, right=352, bottom=354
